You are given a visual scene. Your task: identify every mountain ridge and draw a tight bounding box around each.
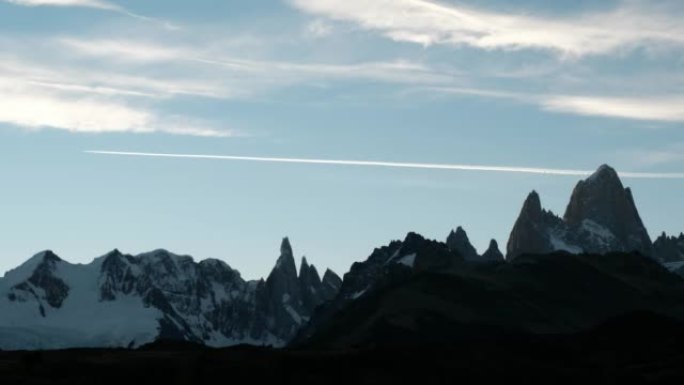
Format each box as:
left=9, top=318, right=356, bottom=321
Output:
left=0, top=240, right=341, bottom=351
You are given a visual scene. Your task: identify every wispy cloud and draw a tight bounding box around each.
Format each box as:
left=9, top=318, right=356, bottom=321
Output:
left=57, top=37, right=456, bottom=86
left=4, top=0, right=117, bottom=10
left=0, top=34, right=456, bottom=137
left=2, top=0, right=178, bottom=29
left=289, top=0, right=684, bottom=57
left=0, top=76, right=233, bottom=137
left=542, top=95, right=684, bottom=123
left=0, top=54, right=230, bottom=100
left=85, top=150, right=684, bottom=179
left=431, top=86, right=684, bottom=123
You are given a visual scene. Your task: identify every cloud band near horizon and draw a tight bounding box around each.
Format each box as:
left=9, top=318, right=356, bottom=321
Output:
left=85, top=150, right=684, bottom=179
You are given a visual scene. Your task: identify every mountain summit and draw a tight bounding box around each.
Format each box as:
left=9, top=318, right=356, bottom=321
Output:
left=564, top=165, right=652, bottom=256
left=507, top=165, right=653, bottom=259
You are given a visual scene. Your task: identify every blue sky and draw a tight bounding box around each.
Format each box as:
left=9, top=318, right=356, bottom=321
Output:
left=0, top=0, right=683, bottom=279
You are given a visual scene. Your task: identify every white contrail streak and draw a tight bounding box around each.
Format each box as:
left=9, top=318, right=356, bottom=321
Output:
left=84, top=150, right=684, bottom=179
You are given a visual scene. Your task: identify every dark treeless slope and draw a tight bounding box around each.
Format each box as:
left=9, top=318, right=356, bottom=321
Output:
left=2, top=312, right=684, bottom=385
left=295, top=247, right=684, bottom=349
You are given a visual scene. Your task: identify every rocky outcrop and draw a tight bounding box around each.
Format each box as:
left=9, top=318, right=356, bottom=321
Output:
left=481, top=240, right=504, bottom=262
left=320, top=269, right=342, bottom=301
left=654, top=232, right=684, bottom=263
left=446, top=227, right=479, bottom=261
left=446, top=227, right=505, bottom=263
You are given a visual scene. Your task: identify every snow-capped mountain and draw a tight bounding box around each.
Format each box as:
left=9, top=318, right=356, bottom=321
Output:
left=507, top=164, right=654, bottom=259
left=0, top=238, right=341, bottom=350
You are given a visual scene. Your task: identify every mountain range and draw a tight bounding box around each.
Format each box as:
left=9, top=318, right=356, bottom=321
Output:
left=0, top=239, right=341, bottom=350
left=1, top=164, right=683, bottom=351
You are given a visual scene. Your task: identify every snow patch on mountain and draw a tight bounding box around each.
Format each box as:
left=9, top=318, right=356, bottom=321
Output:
left=397, top=253, right=417, bottom=268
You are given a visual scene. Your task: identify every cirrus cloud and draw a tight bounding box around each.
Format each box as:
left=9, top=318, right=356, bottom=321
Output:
left=2, top=0, right=178, bottom=29
left=289, top=0, right=684, bottom=57
left=0, top=76, right=234, bottom=137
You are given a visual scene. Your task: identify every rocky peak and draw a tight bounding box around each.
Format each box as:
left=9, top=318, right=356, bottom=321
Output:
left=564, top=164, right=652, bottom=256
left=564, top=165, right=626, bottom=227
left=299, top=256, right=310, bottom=275
left=321, top=269, right=342, bottom=296
left=446, top=226, right=479, bottom=261
left=299, top=257, right=322, bottom=286
left=272, top=238, right=297, bottom=279
left=584, top=164, right=622, bottom=186
left=262, top=237, right=306, bottom=338
left=105, top=248, right=123, bottom=257
left=521, top=190, right=543, bottom=220
left=23, top=250, right=62, bottom=268
left=507, top=191, right=565, bottom=259
left=481, top=239, right=504, bottom=262
left=9, top=250, right=69, bottom=311
left=298, top=257, right=324, bottom=310
left=281, top=237, right=293, bottom=258
left=41, top=250, right=62, bottom=264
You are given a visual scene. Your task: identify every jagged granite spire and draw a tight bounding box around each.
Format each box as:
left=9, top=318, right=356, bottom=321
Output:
left=506, top=191, right=566, bottom=259
left=299, top=256, right=325, bottom=310
left=521, top=190, right=543, bottom=220
left=446, top=226, right=479, bottom=261
left=271, top=237, right=297, bottom=278
left=564, top=164, right=653, bottom=256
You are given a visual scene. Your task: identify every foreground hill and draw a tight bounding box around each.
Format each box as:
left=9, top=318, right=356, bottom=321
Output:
left=2, top=311, right=684, bottom=384
left=295, top=233, right=684, bottom=349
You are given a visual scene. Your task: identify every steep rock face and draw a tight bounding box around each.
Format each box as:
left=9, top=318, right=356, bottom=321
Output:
left=507, top=191, right=576, bottom=259
left=260, top=238, right=305, bottom=340
left=481, top=240, right=505, bottom=262
left=299, top=257, right=325, bottom=311
left=564, top=165, right=653, bottom=256
left=0, top=239, right=341, bottom=350
left=654, top=233, right=684, bottom=263
left=507, top=165, right=654, bottom=260
left=446, top=227, right=479, bottom=261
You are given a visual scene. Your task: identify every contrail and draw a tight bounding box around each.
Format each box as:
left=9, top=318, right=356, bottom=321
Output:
left=85, top=150, right=684, bottom=179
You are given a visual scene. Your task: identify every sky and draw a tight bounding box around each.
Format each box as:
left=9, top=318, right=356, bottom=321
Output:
left=0, top=0, right=683, bottom=280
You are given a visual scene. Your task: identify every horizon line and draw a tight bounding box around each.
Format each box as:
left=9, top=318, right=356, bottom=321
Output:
left=84, top=150, right=684, bottom=179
